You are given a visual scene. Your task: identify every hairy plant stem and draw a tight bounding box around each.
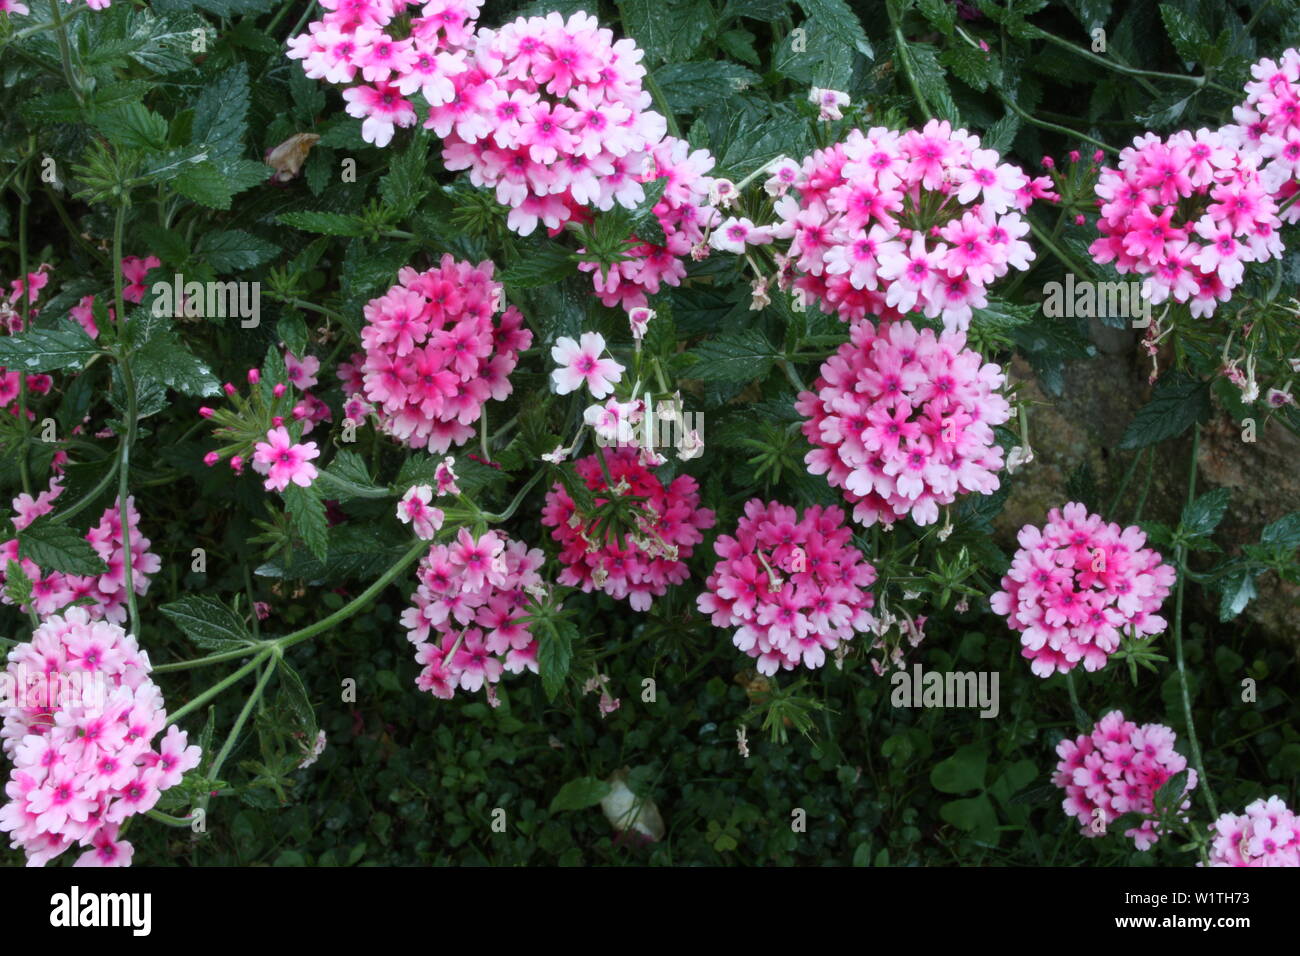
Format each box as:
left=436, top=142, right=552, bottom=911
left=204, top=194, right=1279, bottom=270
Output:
left=16, top=164, right=32, bottom=496
left=48, top=0, right=85, bottom=107
left=112, top=202, right=141, bottom=636
left=1174, top=424, right=1218, bottom=819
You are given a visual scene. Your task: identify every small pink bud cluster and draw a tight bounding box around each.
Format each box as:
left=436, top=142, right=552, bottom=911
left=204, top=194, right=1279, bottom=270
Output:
left=796, top=320, right=1011, bottom=528
left=286, top=0, right=482, bottom=148
left=540, top=446, right=714, bottom=611
left=697, top=499, right=877, bottom=675
left=400, top=529, right=545, bottom=701
left=768, top=120, right=1040, bottom=328
left=0, top=608, right=202, bottom=866
left=990, top=502, right=1176, bottom=678
left=0, top=486, right=161, bottom=625
left=1054, top=710, right=1196, bottom=850
left=1090, top=129, right=1284, bottom=317
left=1207, top=796, right=1300, bottom=866
left=341, top=255, right=531, bottom=454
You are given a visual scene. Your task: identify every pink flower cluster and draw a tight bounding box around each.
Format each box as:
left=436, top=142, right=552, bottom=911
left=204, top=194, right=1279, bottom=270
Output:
left=0, top=609, right=201, bottom=866
left=0, top=486, right=160, bottom=625
left=796, top=320, right=1011, bottom=528
left=341, top=255, right=531, bottom=454
left=1090, top=129, right=1283, bottom=317
left=578, top=135, right=722, bottom=309
left=769, top=120, right=1039, bottom=328
left=1225, top=49, right=1300, bottom=223
left=1207, top=796, right=1300, bottom=866
left=0, top=267, right=54, bottom=419
left=1054, top=710, right=1196, bottom=850
left=697, top=499, right=877, bottom=675
left=990, top=502, right=1176, bottom=678
left=400, top=529, right=545, bottom=702
left=0, top=0, right=109, bottom=17
left=69, top=255, right=160, bottom=339
left=540, top=446, right=714, bottom=611
left=287, top=0, right=482, bottom=148
left=437, top=10, right=668, bottom=236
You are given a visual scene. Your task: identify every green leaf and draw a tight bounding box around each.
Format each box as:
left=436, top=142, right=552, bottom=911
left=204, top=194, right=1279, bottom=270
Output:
left=1118, top=372, right=1211, bottom=449
left=930, top=744, right=988, bottom=794
left=1217, top=566, right=1258, bottom=621
left=94, top=102, right=170, bottom=151
left=159, top=595, right=255, bottom=650
left=379, top=137, right=429, bottom=216
left=121, top=10, right=206, bottom=75
left=500, top=242, right=578, bottom=288
left=1158, top=3, right=1211, bottom=64
left=1259, top=512, right=1300, bottom=552
left=198, top=230, right=278, bottom=272
left=0, top=321, right=99, bottom=373
left=132, top=314, right=222, bottom=397
left=1179, top=487, right=1230, bottom=539
left=314, top=451, right=388, bottom=503
left=537, top=618, right=575, bottom=702
left=17, top=522, right=107, bottom=576
left=172, top=162, right=235, bottom=210
left=653, top=62, right=762, bottom=111
left=4, top=559, right=34, bottom=610
left=616, top=0, right=713, bottom=65
left=685, top=328, right=779, bottom=383
left=549, top=776, right=612, bottom=812
left=277, top=660, right=317, bottom=736
left=277, top=211, right=368, bottom=237
left=283, top=483, right=329, bottom=561
left=795, top=0, right=873, bottom=58
left=1153, top=768, right=1191, bottom=815
left=190, top=63, right=250, bottom=164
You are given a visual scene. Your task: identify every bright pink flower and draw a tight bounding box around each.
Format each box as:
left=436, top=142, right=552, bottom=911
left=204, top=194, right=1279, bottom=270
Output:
left=1207, top=796, right=1300, bottom=866
left=251, top=426, right=320, bottom=492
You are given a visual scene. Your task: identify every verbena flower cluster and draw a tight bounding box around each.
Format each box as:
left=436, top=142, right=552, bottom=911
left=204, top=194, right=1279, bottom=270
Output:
left=990, top=503, right=1176, bottom=678
left=697, top=499, right=877, bottom=675
left=0, top=486, right=160, bottom=625
left=1054, top=710, right=1196, bottom=850
left=340, top=255, right=531, bottom=454
left=577, top=135, right=722, bottom=309
left=769, top=120, right=1039, bottom=328
left=796, top=320, right=1011, bottom=527
left=1, top=268, right=54, bottom=419
left=0, top=609, right=201, bottom=867
left=287, top=0, right=483, bottom=148
left=1090, top=129, right=1284, bottom=317
left=540, top=446, right=714, bottom=611
left=400, top=529, right=545, bottom=702
left=1207, top=796, right=1300, bottom=866
left=1225, top=49, right=1300, bottom=223
left=437, top=10, right=669, bottom=237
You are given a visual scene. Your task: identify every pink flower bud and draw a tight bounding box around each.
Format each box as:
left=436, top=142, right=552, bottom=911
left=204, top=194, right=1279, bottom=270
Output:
left=248, top=368, right=261, bottom=384
left=203, top=451, right=220, bottom=467
left=1068, top=150, right=1080, bottom=163
left=223, top=383, right=237, bottom=397
left=198, top=407, right=214, bottom=418
left=271, top=416, right=284, bottom=427
left=230, top=455, right=244, bottom=474
left=273, top=383, right=287, bottom=398
left=1074, top=214, right=1085, bottom=226
left=1093, top=150, right=1104, bottom=163
left=1041, top=156, right=1055, bottom=169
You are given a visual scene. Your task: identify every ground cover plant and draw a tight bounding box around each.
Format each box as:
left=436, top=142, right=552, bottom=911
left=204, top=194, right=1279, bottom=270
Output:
left=0, top=0, right=1298, bottom=868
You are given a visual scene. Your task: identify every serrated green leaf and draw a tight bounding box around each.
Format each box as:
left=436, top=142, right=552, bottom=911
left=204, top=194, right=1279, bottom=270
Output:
left=159, top=595, right=254, bottom=650
left=283, top=483, right=329, bottom=561
left=1118, top=373, right=1211, bottom=450
left=17, top=522, right=107, bottom=576
left=198, top=230, right=278, bottom=272
left=686, top=328, right=780, bottom=383
left=0, top=321, right=100, bottom=373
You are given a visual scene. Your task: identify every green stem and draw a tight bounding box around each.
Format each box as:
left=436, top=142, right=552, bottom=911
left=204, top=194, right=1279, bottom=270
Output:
left=889, top=3, right=932, bottom=121
left=166, top=650, right=271, bottom=726
left=15, top=165, right=32, bottom=496
left=206, top=656, right=279, bottom=788
left=111, top=202, right=141, bottom=636
left=47, top=0, right=85, bottom=108
left=999, top=93, right=1117, bottom=155
left=154, top=642, right=270, bottom=673
left=1173, top=424, right=1217, bottom=819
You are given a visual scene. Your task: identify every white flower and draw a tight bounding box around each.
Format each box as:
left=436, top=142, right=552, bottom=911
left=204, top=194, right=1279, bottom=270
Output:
left=809, top=86, right=850, bottom=121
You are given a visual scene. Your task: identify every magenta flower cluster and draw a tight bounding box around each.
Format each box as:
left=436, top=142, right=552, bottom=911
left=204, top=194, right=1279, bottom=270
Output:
left=1054, top=710, right=1196, bottom=851
left=341, top=254, right=531, bottom=454
left=796, top=320, right=1011, bottom=528
left=0, top=609, right=201, bottom=867
left=1207, top=796, right=1300, bottom=866
left=540, top=447, right=714, bottom=611
left=0, top=485, right=160, bottom=625
left=769, top=120, right=1041, bottom=328
left=1090, top=129, right=1283, bottom=317
left=287, top=0, right=482, bottom=148
left=400, top=529, right=546, bottom=702
left=990, top=503, right=1176, bottom=678
left=697, top=499, right=877, bottom=675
